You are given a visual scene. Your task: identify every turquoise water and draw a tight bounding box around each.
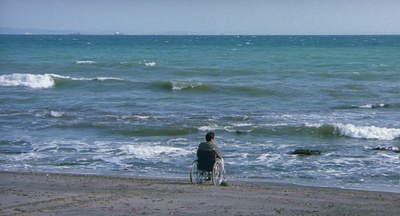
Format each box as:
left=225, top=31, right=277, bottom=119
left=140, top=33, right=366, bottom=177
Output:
left=1, top=35, right=399, bottom=192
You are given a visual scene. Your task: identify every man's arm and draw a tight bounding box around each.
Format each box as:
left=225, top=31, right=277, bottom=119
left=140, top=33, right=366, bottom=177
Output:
left=213, top=144, right=223, bottom=159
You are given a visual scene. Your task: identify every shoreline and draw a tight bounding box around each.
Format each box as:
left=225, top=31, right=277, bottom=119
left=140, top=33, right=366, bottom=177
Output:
left=1, top=171, right=399, bottom=215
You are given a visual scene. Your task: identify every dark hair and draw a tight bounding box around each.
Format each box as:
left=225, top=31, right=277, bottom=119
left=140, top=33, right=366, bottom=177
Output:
left=205, top=132, right=215, bottom=142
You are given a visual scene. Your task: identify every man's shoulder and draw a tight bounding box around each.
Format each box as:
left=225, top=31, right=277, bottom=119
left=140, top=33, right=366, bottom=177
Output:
left=198, top=142, right=214, bottom=150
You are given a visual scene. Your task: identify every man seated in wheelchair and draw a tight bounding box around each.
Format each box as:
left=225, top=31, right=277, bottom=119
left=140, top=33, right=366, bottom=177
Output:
left=195, top=132, right=228, bottom=186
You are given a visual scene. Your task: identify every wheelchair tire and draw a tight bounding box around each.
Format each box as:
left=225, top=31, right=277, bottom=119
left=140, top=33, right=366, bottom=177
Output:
left=190, top=160, right=199, bottom=184
left=212, top=160, right=223, bottom=186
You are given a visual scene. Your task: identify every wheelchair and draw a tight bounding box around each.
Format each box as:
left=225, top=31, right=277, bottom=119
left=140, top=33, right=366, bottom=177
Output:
left=190, top=149, right=223, bottom=186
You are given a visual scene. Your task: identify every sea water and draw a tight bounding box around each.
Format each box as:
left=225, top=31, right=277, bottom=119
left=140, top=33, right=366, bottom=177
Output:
left=1, top=35, right=399, bottom=192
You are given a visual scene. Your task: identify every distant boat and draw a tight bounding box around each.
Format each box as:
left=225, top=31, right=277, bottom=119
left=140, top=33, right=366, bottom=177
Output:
left=114, top=32, right=124, bottom=35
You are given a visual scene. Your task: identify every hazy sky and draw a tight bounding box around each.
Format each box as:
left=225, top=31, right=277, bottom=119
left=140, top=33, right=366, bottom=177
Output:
left=1, top=0, right=399, bottom=35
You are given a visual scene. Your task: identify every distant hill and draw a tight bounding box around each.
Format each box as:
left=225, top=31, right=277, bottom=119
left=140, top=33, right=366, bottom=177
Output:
left=0, top=27, right=205, bottom=35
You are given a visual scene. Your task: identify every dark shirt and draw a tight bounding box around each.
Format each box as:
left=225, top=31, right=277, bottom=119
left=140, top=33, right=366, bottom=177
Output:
left=197, top=141, right=223, bottom=159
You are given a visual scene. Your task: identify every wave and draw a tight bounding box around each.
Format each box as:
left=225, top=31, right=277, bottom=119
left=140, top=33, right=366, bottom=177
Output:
left=0, top=73, right=55, bottom=89
left=96, top=77, right=124, bottom=81
left=0, top=73, right=124, bottom=89
left=0, top=140, right=32, bottom=154
left=51, top=74, right=123, bottom=82
left=334, top=103, right=394, bottom=109
left=365, top=145, right=400, bottom=153
left=152, top=80, right=209, bottom=91
left=334, top=123, right=400, bottom=141
left=354, top=104, right=388, bottom=109
left=211, top=122, right=400, bottom=141
left=119, top=144, right=191, bottom=160
left=75, top=60, right=97, bottom=64
left=152, top=80, right=277, bottom=96
left=171, top=80, right=205, bottom=91
left=109, top=127, right=194, bottom=137
left=144, top=62, right=156, bottom=67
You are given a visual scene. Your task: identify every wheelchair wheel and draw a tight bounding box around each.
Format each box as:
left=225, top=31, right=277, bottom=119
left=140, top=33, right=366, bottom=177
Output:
left=212, top=160, right=223, bottom=186
left=190, top=160, right=200, bottom=184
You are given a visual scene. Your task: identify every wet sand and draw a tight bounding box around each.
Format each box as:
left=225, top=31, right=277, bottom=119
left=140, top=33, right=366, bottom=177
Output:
left=1, top=171, right=399, bottom=215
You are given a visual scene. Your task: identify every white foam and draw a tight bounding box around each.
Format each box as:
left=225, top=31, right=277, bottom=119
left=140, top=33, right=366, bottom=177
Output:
left=304, top=122, right=324, bottom=128
left=47, top=74, right=70, bottom=79
left=198, top=125, right=223, bottom=132
left=96, top=77, right=123, bottom=81
left=120, top=144, right=191, bottom=160
left=50, top=111, right=64, bottom=118
left=359, top=104, right=373, bottom=109
left=0, top=73, right=55, bottom=89
left=75, top=60, right=97, bottom=64
left=357, top=104, right=385, bottom=109
left=231, top=123, right=253, bottom=127
left=335, top=123, right=400, bottom=140
left=41, top=74, right=122, bottom=82
left=365, top=145, right=399, bottom=152
left=171, top=80, right=203, bottom=91
left=139, top=60, right=156, bottom=67
left=123, top=114, right=150, bottom=120
left=144, top=62, right=156, bottom=67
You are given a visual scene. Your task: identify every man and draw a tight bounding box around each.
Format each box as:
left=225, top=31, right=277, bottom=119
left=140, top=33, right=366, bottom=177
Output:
left=197, top=132, right=228, bottom=186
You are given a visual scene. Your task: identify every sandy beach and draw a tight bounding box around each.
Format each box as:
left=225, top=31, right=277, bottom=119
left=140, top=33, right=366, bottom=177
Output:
left=1, top=171, right=399, bottom=215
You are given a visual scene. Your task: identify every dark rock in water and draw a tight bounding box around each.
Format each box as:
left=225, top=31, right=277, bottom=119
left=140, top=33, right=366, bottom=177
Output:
left=291, top=149, right=321, bottom=156
left=235, top=130, right=251, bottom=134
left=371, top=146, right=400, bottom=153
left=371, top=147, right=389, bottom=151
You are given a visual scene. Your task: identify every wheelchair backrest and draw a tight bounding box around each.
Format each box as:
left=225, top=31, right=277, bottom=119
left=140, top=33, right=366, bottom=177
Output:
left=197, top=149, right=216, bottom=171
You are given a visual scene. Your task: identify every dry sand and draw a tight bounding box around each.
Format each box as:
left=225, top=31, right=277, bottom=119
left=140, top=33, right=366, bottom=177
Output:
left=1, top=171, right=399, bottom=215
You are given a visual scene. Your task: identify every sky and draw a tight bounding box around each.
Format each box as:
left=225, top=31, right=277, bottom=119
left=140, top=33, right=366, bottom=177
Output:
left=1, top=0, right=399, bottom=35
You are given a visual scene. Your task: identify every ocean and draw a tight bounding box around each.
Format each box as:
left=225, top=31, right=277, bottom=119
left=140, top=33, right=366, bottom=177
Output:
left=1, top=35, right=399, bottom=193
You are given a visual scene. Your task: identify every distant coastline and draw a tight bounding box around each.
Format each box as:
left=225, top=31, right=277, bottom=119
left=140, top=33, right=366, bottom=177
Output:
left=1, top=27, right=399, bottom=36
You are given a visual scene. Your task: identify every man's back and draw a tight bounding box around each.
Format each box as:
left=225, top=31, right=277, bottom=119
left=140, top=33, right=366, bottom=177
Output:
left=197, top=141, right=223, bottom=159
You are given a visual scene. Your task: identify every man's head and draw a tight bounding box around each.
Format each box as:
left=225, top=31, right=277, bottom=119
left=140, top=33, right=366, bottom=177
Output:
left=205, top=132, right=215, bottom=142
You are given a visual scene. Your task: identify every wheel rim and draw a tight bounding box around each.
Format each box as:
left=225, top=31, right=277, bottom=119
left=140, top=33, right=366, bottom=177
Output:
left=212, top=161, right=222, bottom=186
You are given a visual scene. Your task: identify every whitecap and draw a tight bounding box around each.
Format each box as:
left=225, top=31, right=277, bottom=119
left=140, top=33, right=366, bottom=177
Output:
left=356, top=104, right=386, bottom=109
left=96, top=77, right=123, bottom=81
left=75, top=60, right=97, bottom=64
left=144, top=62, right=156, bottom=67
left=50, top=111, right=64, bottom=118
left=231, top=123, right=253, bottom=127
left=0, top=73, right=55, bottom=89
left=171, top=80, right=203, bottom=91
left=359, top=104, right=373, bottom=109
left=304, top=122, right=324, bottom=128
left=198, top=125, right=224, bottom=132
left=139, top=60, right=156, bottom=67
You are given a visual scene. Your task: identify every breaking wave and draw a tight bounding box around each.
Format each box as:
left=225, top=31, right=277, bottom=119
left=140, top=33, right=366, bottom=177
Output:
left=171, top=80, right=205, bottom=91
left=0, top=73, right=124, bottom=89
left=152, top=80, right=209, bottom=91
left=333, top=123, right=400, bottom=141
left=0, top=73, right=55, bottom=89
left=211, top=122, right=400, bottom=141
left=119, top=144, right=191, bottom=160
